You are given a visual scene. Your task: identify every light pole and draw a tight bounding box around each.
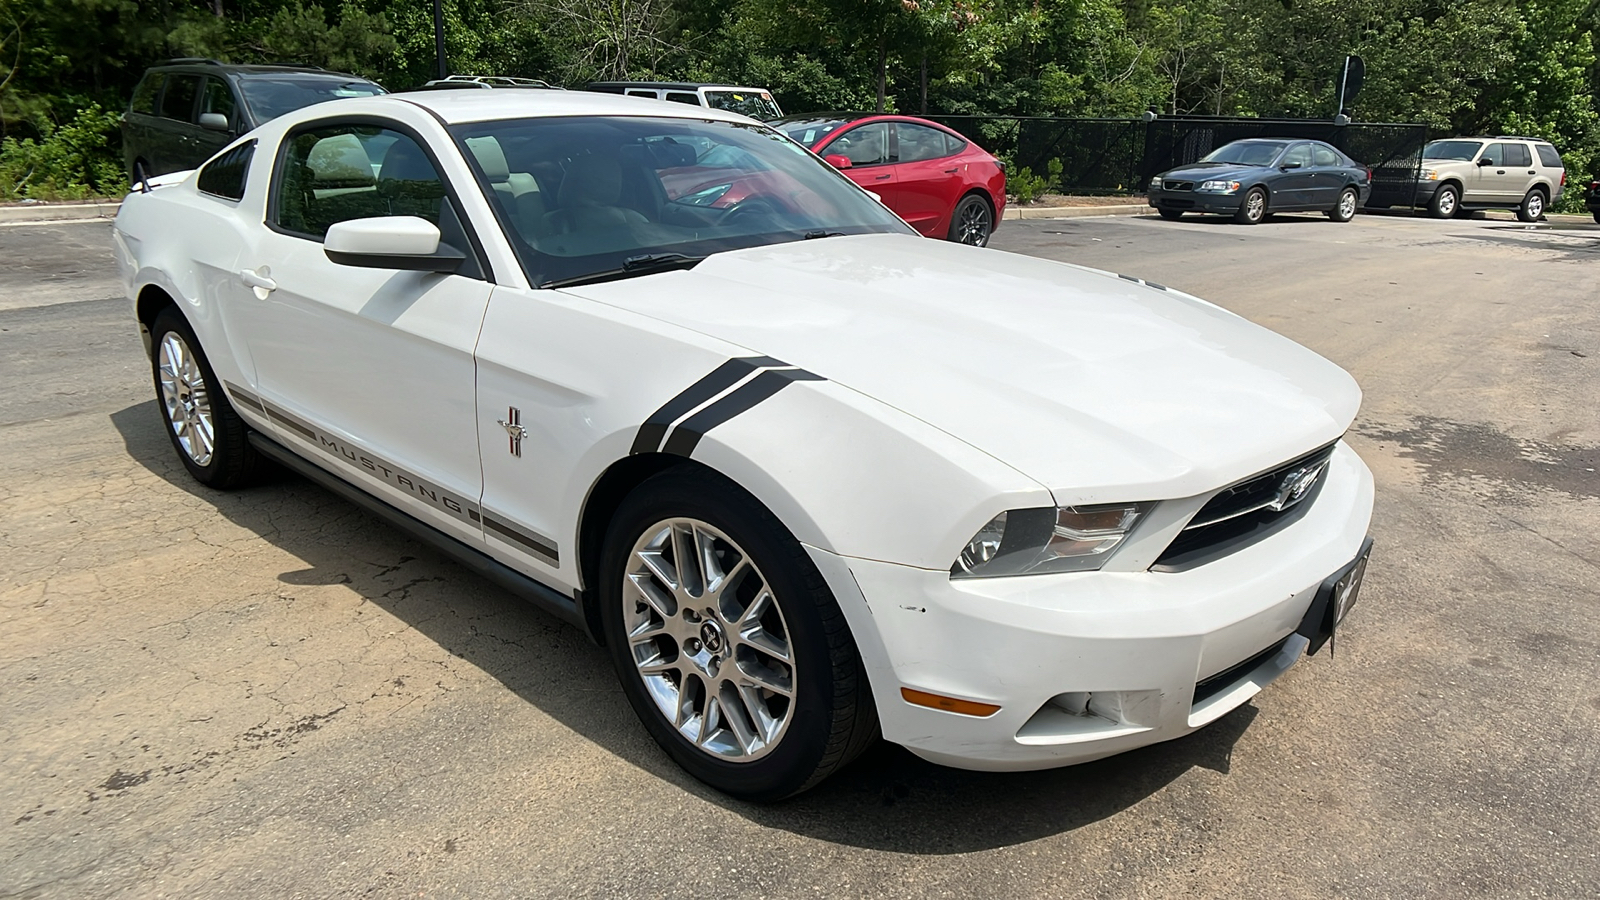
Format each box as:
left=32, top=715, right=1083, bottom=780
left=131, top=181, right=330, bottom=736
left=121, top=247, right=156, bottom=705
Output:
left=433, top=0, right=447, bottom=79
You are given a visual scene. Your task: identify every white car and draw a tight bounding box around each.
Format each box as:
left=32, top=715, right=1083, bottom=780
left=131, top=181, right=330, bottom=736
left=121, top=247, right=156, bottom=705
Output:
left=114, top=90, right=1375, bottom=800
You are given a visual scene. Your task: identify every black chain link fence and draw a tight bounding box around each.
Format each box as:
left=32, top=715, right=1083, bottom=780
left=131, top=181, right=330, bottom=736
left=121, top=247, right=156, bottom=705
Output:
left=928, top=115, right=1429, bottom=209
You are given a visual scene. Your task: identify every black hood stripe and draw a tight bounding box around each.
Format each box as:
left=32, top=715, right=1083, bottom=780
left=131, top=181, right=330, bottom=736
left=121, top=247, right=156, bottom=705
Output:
left=630, top=356, right=789, bottom=455
left=660, top=368, right=824, bottom=457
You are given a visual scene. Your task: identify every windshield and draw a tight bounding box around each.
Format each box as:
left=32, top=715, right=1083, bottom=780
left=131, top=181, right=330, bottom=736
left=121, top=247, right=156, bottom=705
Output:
left=452, top=116, right=914, bottom=288
left=703, top=90, right=783, bottom=121
left=1199, top=141, right=1288, bottom=166
left=775, top=117, right=852, bottom=148
left=237, top=75, right=385, bottom=122
left=1424, top=140, right=1483, bottom=161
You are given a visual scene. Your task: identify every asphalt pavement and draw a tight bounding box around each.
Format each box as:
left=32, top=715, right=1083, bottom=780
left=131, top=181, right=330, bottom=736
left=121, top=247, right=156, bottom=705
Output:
left=2, top=212, right=1598, bottom=899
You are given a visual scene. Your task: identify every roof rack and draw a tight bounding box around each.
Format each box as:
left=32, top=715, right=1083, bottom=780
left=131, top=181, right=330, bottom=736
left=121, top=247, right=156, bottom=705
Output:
left=1493, top=135, right=1548, bottom=142
left=160, top=57, right=224, bottom=66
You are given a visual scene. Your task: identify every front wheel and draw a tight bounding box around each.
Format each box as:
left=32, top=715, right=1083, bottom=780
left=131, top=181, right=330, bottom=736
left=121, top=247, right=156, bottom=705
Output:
left=1428, top=184, right=1459, bottom=219
left=149, top=307, right=264, bottom=489
left=948, top=194, right=994, bottom=246
left=1157, top=208, right=1185, bottom=221
left=1517, top=188, right=1546, bottom=222
left=1592, top=211, right=1600, bottom=225
left=599, top=469, right=878, bottom=801
left=1327, top=187, right=1359, bottom=222
left=1232, top=187, right=1267, bottom=224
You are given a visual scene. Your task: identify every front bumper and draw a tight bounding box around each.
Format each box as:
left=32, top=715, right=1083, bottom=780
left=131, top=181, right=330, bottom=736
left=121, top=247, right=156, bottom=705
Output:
left=815, top=441, right=1374, bottom=771
left=1148, top=190, right=1243, bottom=214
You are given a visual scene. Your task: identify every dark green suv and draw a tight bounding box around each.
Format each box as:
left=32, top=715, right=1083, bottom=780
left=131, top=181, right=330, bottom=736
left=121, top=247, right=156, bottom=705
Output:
left=122, top=58, right=384, bottom=182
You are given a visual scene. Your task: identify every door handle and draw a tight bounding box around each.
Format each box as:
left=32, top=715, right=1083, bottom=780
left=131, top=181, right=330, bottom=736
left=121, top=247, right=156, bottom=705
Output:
left=239, top=268, right=277, bottom=298
left=944, top=167, right=960, bottom=174
left=1496, top=169, right=1506, bottom=174
left=874, top=174, right=892, bottom=180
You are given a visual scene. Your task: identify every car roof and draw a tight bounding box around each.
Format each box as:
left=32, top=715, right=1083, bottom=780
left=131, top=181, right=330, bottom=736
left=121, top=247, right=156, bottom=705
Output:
left=387, top=89, right=758, bottom=125
left=585, top=81, right=767, bottom=92
left=772, top=111, right=960, bottom=129
left=151, top=60, right=372, bottom=80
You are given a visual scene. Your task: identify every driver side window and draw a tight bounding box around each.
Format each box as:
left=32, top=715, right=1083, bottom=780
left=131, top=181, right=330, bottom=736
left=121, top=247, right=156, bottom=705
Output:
left=1281, top=144, right=1312, bottom=168
left=1479, top=144, right=1505, bottom=166
left=274, top=124, right=445, bottom=239
left=827, top=123, right=889, bottom=167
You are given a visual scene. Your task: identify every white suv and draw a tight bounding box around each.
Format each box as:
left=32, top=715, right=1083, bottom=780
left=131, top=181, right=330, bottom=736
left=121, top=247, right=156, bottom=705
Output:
left=1413, top=136, right=1565, bottom=221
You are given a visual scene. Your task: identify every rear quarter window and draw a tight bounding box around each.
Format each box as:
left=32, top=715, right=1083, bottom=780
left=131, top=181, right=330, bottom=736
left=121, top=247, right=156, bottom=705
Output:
left=131, top=73, right=164, bottom=115
left=197, top=141, right=255, bottom=201
left=1535, top=144, right=1563, bottom=168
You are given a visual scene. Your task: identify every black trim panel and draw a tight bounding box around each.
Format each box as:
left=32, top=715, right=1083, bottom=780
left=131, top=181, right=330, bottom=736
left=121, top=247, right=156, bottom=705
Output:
left=247, top=432, right=590, bottom=638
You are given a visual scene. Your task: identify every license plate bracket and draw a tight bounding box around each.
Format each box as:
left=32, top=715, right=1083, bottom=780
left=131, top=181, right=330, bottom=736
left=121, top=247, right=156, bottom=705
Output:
left=1297, top=537, right=1374, bottom=656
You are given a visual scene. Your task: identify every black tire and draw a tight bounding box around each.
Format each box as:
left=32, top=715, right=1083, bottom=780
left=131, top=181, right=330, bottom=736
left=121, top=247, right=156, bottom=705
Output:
left=948, top=193, right=994, bottom=246
left=599, top=468, right=878, bottom=801
left=1592, top=211, right=1600, bottom=225
left=149, top=306, right=264, bottom=489
left=1232, top=186, right=1268, bottom=224
left=1157, top=208, right=1184, bottom=221
left=1517, top=188, right=1547, bottom=223
left=1428, top=184, right=1459, bottom=219
left=1327, top=187, right=1359, bottom=222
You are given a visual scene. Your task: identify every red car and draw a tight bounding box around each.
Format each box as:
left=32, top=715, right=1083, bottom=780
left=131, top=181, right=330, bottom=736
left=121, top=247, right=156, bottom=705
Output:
left=773, top=113, right=1007, bottom=246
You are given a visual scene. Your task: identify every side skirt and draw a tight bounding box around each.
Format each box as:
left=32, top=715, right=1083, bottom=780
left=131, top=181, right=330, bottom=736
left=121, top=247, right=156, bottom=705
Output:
left=248, top=432, right=596, bottom=641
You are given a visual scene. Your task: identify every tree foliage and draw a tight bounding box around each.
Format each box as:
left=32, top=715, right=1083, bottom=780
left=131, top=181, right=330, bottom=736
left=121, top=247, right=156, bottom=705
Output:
left=0, top=0, right=1596, bottom=199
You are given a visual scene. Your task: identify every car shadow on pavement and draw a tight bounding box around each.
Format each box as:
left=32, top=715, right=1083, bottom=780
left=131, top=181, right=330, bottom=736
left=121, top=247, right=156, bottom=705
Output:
left=112, top=399, right=1261, bottom=854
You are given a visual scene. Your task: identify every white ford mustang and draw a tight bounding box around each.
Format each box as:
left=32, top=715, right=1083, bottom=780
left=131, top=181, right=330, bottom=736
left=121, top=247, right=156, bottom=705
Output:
left=114, top=90, right=1374, bottom=800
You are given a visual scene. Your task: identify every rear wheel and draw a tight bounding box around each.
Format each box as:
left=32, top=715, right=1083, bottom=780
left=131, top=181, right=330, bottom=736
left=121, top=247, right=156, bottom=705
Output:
left=1157, top=208, right=1184, bottom=221
left=948, top=194, right=993, bottom=246
left=1517, top=188, right=1546, bottom=223
left=1593, top=211, right=1600, bottom=225
left=599, top=469, right=878, bottom=801
left=149, top=307, right=264, bottom=488
left=1428, top=184, right=1459, bottom=219
left=1233, top=187, right=1267, bottom=224
left=1327, top=187, right=1359, bottom=222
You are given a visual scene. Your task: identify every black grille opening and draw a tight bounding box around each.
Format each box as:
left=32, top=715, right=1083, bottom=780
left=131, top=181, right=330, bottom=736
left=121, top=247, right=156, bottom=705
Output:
left=1154, top=443, right=1337, bottom=572
left=1193, top=637, right=1290, bottom=707
left=1164, top=180, right=1195, bottom=191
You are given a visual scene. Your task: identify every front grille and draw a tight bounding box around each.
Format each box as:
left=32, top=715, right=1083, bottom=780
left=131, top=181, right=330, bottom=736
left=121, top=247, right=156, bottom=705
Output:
left=1193, top=637, right=1289, bottom=706
left=1153, top=443, right=1337, bottom=572
left=1164, top=180, right=1195, bottom=191
left=1161, top=198, right=1196, bottom=209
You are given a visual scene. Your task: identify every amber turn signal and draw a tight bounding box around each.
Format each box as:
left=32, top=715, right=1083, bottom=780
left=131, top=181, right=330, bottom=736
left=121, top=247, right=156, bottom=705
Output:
left=901, top=688, right=1001, bottom=718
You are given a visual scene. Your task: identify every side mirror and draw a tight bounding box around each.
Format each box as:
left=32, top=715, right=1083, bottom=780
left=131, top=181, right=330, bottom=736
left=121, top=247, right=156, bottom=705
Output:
left=198, top=112, right=230, bottom=132
left=824, top=154, right=853, bottom=170
left=1476, top=157, right=1493, bottom=167
left=324, top=217, right=464, bottom=273
left=1280, top=161, right=1303, bottom=170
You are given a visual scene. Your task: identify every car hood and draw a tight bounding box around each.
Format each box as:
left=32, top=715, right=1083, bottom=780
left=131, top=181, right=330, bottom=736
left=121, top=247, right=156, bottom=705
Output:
left=1159, top=162, right=1266, bottom=181
left=559, top=234, right=1360, bottom=501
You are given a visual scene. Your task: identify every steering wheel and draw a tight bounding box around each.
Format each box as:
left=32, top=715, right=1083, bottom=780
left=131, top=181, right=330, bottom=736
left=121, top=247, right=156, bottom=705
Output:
left=720, top=196, right=783, bottom=226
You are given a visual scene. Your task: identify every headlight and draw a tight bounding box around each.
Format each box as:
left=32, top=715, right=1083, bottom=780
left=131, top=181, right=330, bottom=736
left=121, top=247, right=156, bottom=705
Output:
left=1421, top=169, right=1439, bottom=181
left=1149, top=176, right=1163, bottom=190
left=1198, top=180, right=1241, bottom=193
left=952, top=503, right=1152, bottom=578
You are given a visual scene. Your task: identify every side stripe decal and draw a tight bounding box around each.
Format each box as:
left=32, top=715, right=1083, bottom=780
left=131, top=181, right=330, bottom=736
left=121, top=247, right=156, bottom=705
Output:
left=660, top=368, right=824, bottom=457
left=482, top=513, right=560, bottom=567
left=223, top=381, right=266, bottom=415
left=628, top=356, right=786, bottom=455
left=631, top=356, right=825, bottom=457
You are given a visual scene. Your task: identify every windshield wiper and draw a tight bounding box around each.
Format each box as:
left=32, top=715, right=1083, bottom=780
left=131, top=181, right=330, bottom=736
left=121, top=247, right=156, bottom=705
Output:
left=542, top=252, right=706, bottom=289
left=803, top=230, right=846, bottom=240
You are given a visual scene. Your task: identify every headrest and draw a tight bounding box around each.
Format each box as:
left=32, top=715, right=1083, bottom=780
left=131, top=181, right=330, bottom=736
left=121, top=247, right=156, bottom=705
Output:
left=306, top=134, right=374, bottom=186
left=379, top=140, right=438, bottom=183
left=558, top=155, right=622, bottom=208
left=466, top=136, right=511, bottom=181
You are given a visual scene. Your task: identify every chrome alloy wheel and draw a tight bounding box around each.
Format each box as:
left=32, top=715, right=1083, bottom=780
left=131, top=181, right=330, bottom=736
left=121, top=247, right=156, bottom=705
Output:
left=623, top=518, right=796, bottom=761
left=1338, top=190, right=1357, bottom=220
left=1436, top=188, right=1457, bottom=217
left=157, top=331, right=215, bottom=466
left=956, top=199, right=992, bottom=246
left=1243, top=189, right=1266, bottom=222
left=1525, top=191, right=1544, bottom=219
